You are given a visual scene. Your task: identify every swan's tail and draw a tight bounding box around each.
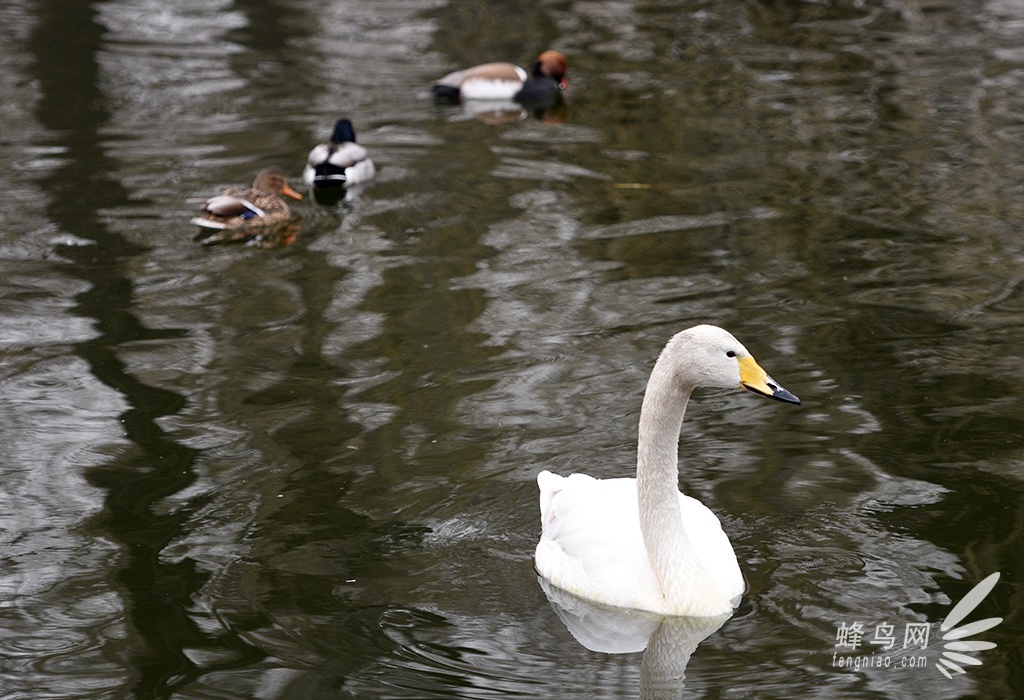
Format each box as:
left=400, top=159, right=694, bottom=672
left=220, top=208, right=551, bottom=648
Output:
left=536, top=470, right=566, bottom=525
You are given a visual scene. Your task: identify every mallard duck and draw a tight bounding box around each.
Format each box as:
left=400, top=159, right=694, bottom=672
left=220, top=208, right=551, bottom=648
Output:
left=302, top=118, right=376, bottom=194
left=535, top=325, right=800, bottom=618
left=430, top=50, right=568, bottom=102
left=191, top=168, right=302, bottom=244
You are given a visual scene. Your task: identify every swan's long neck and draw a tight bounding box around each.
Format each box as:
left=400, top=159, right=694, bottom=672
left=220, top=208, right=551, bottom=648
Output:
left=636, top=355, right=722, bottom=614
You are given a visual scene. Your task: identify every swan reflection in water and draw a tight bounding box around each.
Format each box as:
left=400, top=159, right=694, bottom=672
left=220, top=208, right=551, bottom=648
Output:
left=540, top=578, right=730, bottom=699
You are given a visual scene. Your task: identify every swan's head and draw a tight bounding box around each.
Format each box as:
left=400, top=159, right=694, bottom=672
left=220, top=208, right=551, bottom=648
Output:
left=668, top=325, right=800, bottom=404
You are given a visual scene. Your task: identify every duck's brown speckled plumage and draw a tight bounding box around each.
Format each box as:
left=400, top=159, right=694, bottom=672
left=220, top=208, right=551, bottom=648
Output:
left=191, top=168, right=302, bottom=245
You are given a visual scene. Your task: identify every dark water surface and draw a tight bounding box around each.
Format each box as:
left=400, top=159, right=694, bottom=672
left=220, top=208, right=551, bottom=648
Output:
left=2, top=0, right=1023, bottom=697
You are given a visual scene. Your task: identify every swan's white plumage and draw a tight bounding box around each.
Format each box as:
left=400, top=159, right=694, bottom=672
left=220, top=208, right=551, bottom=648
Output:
left=536, top=472, right=741, bottom=616
left=535, top=325, right=798, bottom=617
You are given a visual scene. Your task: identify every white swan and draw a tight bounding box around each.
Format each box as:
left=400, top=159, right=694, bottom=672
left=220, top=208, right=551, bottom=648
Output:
left=535, top=325, right=799, bottom=617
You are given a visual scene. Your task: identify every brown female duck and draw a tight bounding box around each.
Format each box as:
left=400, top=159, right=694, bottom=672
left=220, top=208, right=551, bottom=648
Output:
left=191, top=168, right=302, bottom=244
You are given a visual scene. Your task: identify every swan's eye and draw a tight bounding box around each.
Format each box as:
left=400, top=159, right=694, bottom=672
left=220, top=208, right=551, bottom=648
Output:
left=726, top=351, right=737, bottom=358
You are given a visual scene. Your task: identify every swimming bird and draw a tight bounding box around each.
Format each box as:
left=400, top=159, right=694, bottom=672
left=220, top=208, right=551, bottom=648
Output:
left=302, top=118, right=376, bottom=193
left=191, top=168, right=302, bottom=244
left=535, top=325, right=800, bottom=618
left=430, top=50, right=568, bottom=102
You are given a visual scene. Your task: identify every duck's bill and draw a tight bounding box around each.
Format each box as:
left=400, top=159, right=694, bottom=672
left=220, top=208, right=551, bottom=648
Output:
left=739, top=356, right=801, bottom=405
left=282, top=184, right=304, bottom=200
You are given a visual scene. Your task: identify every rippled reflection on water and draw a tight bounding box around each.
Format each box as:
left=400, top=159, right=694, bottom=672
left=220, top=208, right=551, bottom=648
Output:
left=2, top=0, right=1024, bottom=697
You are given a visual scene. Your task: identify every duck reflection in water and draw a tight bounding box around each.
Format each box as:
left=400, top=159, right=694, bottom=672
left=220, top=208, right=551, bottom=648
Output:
left=445, top=96, right=569, bottom=125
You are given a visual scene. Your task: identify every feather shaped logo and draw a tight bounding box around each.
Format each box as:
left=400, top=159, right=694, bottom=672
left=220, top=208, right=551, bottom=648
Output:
left=934, top=572, right=1002, bottom=679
